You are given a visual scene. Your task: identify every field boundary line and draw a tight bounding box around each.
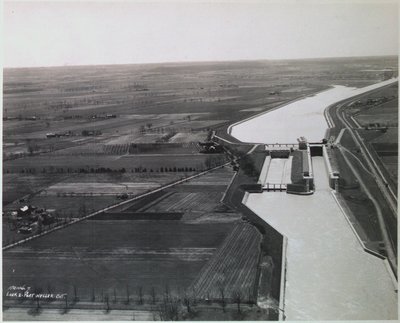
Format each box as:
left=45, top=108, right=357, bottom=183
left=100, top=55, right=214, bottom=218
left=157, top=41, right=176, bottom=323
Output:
left=3, top=163, right=230, bottom=251
left=221, top=171, right=239, bottom=204
left=136, top=191, right=175, bottom=212
left=278, top=236, right=288, bottom=321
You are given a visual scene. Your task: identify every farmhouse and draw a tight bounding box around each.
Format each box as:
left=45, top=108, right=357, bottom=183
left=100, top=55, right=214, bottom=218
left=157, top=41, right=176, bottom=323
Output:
left=18, top=205, right=32, bottom=216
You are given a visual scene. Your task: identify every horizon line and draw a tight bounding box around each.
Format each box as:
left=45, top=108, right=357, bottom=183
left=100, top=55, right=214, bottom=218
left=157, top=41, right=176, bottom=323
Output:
left=4, top=54, right=398, bottom=70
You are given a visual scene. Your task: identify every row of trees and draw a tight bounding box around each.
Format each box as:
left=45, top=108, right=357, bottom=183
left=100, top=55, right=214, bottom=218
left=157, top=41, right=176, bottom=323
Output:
left=16, top=284, right=251, bottom=320
left=4, top=164, right=215, bottom=174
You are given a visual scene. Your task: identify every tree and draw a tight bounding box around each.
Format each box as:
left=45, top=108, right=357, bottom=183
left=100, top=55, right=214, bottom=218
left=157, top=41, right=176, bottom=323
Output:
left=104, top=294, right=110, bottom=312
left=64, top=295, right=68, bottom=313
left=217, top=279, right=226, bottom=312
left=164, top=284, right=170, bottom=301
left=126, top=285, right=130, bottom=304
left=137, top=286, right=143, bottom=305
left=78, top=204, right=87, bottom=218
left=232, top=290, right=242, bottom=313
left=183, top=291, right=194, bottom=314
left=247, top=287, right=254, bottom=305
left=27, top=140, right=39, bottom=155
left=36, top=297, right=41, bottom=312
left=73, top=285, right=79, bottom=302
left=157, top=296, right=180, bottom=321
left=37, top=215, right=43, bottom=234
left=150, top=287, right=157, bottom=305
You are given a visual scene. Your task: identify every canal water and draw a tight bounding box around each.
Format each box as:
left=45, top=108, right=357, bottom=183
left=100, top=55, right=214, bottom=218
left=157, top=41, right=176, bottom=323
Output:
left=230, top=78, right=398, bottom=320
left=230, top=78, right=398, bottom=143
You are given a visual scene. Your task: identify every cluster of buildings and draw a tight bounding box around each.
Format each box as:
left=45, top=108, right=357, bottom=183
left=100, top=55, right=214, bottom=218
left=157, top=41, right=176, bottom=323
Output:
left=7, top=205, right=56, bottom=234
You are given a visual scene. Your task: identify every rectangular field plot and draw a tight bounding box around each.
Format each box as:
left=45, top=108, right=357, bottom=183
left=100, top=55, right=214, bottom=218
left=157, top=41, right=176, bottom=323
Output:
left=144, top=192, right=223, bottom=213
left=181, top=167, right=235, bottom=186
left=127, top=143, right=201, bottom=155
left=355, top=100, right=398, bottom=126
left=169, top=132, right=208, bottom=143
left=190, top=223, right=262, bottom=300
left=53, top=142, right=203, bottom=156
left=2, top=173, right=67, bottom=205
left=42, top=182, right=160, bottom=196
left=3, top=220, right=235, bottom=300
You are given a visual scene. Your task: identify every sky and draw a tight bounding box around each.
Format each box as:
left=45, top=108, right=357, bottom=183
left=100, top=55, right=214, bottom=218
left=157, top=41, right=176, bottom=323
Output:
left=3, top=0, right=399, bottom=68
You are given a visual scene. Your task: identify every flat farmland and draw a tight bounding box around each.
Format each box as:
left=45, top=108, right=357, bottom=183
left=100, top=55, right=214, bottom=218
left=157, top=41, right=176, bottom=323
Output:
left=2, top=173, right=67, bottom=205
left=144, top=192, right=223, bottom=213
left=60, top=172, right=186, bottom=185
left=3, top=220, right=235, bottom=300
left=43, top=182, right=160, bottom=196
left=22, top=196, right=117, bottom=217
left=351, top=84, right=398, bottom=185
left=169, top=132, right=208, bottom=143
left=5, top=58, right=389, bottom=140
left=357, top=114, right=398, bottom=186
left=3, top=154, right=220, bottom=173
left=190, top=223, right=262, bottom=300
left=181, top=168, right=235, bottom=186
left=3, top=57, right=398, bottom=318
left=121, top=167, right=236, bottom=213
left=3, top=172, right=187, bottom=246
left=2, top=195, right=115, bottom=246
left=127, top=143, right=201, bottom=155
left=4, top=60, right=393, bottom=174
left=3, top=172, right=184, bottom=206
left=355, top=99, right=398, bottom=126
left=49, top=142, right=201, bottom=156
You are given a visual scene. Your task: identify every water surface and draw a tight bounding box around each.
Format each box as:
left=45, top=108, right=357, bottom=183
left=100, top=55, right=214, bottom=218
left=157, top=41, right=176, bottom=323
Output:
left=231, top=78, right=398, bottom=143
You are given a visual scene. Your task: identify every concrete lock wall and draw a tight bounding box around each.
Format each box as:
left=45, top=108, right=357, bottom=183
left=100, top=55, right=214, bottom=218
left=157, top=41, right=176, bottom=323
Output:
left=321, top=145, right=339, bottom=191
left=286, top=145, right=315, bottom=195
left=240, top=183, right=263, bottom=193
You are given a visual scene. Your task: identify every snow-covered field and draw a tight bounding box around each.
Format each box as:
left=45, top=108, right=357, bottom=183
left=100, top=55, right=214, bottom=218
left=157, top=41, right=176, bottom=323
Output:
left=230, top=78, right=398, bottom=143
